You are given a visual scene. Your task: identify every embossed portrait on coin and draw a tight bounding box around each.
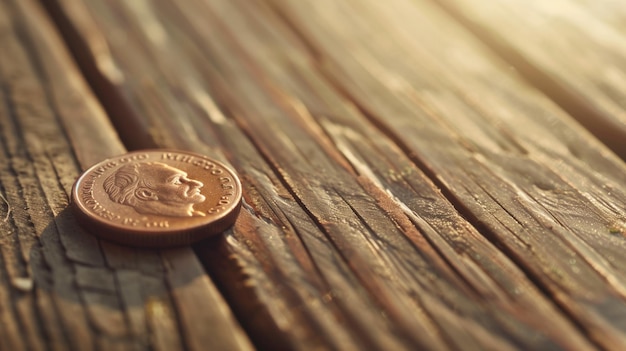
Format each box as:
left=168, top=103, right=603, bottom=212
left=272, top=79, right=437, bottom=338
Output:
left=103, top=162, right=206, bottom=217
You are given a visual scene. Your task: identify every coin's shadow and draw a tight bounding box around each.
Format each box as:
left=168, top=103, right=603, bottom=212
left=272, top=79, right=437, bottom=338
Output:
left=32, top=207, right=213, bottom=309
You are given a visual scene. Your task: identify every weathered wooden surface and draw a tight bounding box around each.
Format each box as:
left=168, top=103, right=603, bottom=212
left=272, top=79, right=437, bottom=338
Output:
left=34, top=0, right=626, bottom=350
left=434, top=0, right=626, bottom=160
left=268, top=0, right=626, bottom=347
left=2, top=0, right=626, bottom=349
left=0, top=0, right=252, bottom=350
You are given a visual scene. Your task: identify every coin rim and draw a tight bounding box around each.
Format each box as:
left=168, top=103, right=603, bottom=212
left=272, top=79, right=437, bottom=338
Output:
left=71, top=149, right=242, bottom=245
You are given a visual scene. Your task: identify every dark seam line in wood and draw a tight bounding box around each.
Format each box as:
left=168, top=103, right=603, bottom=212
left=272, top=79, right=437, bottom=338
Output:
left=1, top=10, right=107, bottom=339
left=273, top=208, right=406, bottom=347
left=428, top=0, right=626, bottom=162
left=192, top=243, right=297, bottom=351
left=213, top=0, right=597, bottom=346
left=38, top=3, right=342, bottom=350
left=37, top=4, right=281, bottom=351
left=162, top=272, right=192, bottom=351
left=334, top=129, right=499, bottom=298
left=8, top=0, right=83, bottom=173
left=39, top=0, right=158, bottom=152
left=181, top=3, right=460, bottom=347
left=470, top=212, right=603, bottom=348
left=34, top=4, right=248, bottom=351
left=331, top=189, right=460, bottom=349
left=261, top=2, right=608, bottom=349
left=199, top=97, right=428, bottom=348
left=37, top=0, right=608, bottom=349
left=37, top=0, right=448, bottom=350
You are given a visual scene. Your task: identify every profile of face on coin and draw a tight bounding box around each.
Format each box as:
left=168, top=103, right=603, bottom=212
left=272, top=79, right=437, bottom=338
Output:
left=71, top=150, right=242, bottom=247
left=103, top=161, right=207, bottom=217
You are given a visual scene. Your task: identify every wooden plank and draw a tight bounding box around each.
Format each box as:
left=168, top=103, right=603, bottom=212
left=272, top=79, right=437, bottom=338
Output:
left=263, top=0, right=626, bottom=349
left=45, top=1, right=406, bottom=349
left=42, top=0, right=626, bottom=349
left=433, top=0, right=626, bottom=160
left=0, top=0, right=252, bottom=350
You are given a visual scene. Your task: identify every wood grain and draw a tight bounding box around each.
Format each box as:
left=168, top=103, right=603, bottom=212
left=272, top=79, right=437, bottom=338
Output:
left=0, top=0, right=251, bottom=350
left=266, top=0, right=626, bottom=349
left=433, top=0, right=626, bottom=160
left=42, top=0, right=626, bottom=349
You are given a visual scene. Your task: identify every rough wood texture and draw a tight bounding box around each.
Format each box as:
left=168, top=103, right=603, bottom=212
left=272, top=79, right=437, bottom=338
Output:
left=43, top=0, right=626, bottom=349
left=433, top=0, right=626, bottom=160
left=0, top=0, right=252, bottom=350
left=267, top=0, right=626, bottom=348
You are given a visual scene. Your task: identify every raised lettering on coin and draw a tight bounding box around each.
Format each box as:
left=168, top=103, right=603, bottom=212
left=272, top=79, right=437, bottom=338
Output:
left=71, top=150, right=242, bottom=247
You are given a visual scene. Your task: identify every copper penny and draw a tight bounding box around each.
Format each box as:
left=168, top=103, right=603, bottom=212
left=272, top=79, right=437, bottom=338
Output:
left=71, top=150, right=242, bottom=247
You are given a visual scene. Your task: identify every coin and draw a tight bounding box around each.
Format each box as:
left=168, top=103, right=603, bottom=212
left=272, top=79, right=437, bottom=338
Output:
left=71, top=150, right=242, bottom=247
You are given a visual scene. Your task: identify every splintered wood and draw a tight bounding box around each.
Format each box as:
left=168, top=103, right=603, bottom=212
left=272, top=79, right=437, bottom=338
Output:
left=2, top=0, right=626, bottom=349
left=0, top=0, right=251, bottom=350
